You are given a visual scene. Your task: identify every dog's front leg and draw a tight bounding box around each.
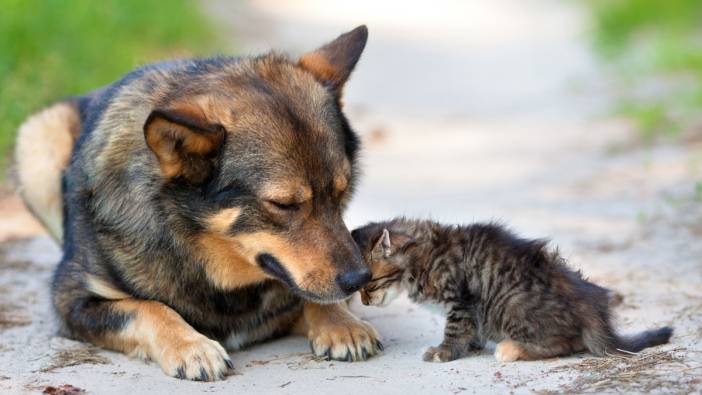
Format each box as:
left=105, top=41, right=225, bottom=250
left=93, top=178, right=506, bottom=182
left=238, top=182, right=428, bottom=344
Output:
left=61, top=297, right=232, bottom=381
left=295, top=302, right=383, bottom=361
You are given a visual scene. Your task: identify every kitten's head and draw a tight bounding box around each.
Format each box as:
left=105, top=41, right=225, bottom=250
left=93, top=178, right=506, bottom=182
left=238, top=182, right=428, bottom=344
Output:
left=351, top=222, right=417, bottom=306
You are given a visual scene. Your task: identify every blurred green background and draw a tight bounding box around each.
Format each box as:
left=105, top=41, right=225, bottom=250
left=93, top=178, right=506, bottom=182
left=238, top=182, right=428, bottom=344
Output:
left=1, top=0, right=701, bottom=175
left=587, top=0, right=702, bottom=141
left=0, top=0, right=220, bottom=173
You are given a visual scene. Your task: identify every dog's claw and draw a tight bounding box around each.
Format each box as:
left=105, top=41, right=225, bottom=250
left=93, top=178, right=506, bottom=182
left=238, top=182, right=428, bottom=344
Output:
left=176, top=367, right=185, bottom=379
left=199, top=367, right=209, bottom=381
left=376, top=340, right=384, bottom=351
left=345, top=350, right=352, bottom=362
left=225, top=358, right=234, bottom=369
left=361, top=347, right=368, bottom=360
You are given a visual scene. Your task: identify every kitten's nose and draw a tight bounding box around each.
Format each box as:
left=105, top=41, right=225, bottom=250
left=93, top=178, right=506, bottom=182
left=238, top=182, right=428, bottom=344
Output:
left=336, top=268, right=371, bottom=294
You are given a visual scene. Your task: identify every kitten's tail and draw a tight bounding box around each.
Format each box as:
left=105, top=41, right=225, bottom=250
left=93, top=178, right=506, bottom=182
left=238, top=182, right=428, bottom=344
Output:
left=584, top=325, right=673, bottom=355
left=612, top=327, right=674, bottom=353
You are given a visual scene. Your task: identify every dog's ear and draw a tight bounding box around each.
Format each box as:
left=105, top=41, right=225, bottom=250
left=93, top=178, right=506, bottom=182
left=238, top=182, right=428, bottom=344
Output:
left=144, top=108, right=225, bottom=183
left=298, top=25, right=368, bottom=91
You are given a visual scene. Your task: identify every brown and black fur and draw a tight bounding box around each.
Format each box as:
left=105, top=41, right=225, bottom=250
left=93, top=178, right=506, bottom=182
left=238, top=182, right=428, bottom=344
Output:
left=15, top=26, right=383, bottom=381
left=352, top=218, right=673, bottom=362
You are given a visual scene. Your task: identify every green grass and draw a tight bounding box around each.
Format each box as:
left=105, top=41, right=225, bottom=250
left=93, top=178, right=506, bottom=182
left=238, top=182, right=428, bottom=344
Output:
left=0, top=0, right=220, bottom=174
left=694, top=181, right=702, bottom=202
left=585, top=0, right=702, bottom=141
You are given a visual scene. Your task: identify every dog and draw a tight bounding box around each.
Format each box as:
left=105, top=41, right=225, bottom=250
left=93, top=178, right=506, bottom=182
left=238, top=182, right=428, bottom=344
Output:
left=14, top=25, right=382, bottom=381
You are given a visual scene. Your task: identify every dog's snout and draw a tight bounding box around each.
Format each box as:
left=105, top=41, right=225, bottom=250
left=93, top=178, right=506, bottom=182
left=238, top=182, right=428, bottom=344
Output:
left=336, top=268, right=371, bottom=294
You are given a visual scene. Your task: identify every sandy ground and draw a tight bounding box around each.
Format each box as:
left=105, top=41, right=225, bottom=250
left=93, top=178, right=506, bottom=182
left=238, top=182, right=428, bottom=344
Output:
left=1, top=0, right=702, bottom=394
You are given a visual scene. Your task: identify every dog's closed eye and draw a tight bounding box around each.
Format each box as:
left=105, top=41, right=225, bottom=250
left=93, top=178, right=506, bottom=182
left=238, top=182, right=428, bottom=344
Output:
left=268, top=200, right=300, bottom=211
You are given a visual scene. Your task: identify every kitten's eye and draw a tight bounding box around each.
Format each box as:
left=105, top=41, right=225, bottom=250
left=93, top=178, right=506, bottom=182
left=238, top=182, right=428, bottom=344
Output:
left=268, top=200, right=300, bottom=211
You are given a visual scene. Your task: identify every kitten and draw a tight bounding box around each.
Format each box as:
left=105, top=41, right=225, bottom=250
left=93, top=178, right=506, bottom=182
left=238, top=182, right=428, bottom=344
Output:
left=351, top=219, right=672, bottom=362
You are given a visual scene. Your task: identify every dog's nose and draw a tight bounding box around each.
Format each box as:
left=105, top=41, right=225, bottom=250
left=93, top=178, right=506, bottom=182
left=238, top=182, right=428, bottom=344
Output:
left=336, top=268, right=371, bottom=294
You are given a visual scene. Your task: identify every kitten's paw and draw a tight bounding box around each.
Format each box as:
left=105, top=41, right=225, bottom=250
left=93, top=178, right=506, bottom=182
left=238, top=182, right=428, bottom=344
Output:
left=494, top=340, right=527, bottom=362
left=309, top=318, right=382, bottom=362
left=422, top=346, right=456, bottom=362
left=157, top=334, right=233, bottom=381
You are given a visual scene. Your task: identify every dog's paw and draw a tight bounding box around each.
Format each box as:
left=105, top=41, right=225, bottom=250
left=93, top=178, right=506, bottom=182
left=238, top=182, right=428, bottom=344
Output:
left=309, top=318, right=382, bottom=362
left=158, top=334, right=234, bottom=381
left=494, top=339, right=527, bottom=362
left=422, top=345, right=456, bottom=362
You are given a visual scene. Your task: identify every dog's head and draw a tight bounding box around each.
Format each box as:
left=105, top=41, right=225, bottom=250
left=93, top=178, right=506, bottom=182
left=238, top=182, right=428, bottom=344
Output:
left=143, top=26, right=370, bottom=303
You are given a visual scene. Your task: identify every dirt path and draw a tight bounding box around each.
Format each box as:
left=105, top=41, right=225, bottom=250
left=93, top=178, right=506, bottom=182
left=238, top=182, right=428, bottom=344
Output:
left=1, top=0, right=701, bottom=393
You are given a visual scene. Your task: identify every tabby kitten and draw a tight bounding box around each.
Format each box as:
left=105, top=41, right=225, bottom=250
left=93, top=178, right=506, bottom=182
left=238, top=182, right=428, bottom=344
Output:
left=351, top=219, right=672, bottom=362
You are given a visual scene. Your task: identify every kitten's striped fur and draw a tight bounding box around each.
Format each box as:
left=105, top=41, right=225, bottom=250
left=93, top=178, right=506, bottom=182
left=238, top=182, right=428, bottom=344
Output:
left=352, top=219, right=672, bottom=362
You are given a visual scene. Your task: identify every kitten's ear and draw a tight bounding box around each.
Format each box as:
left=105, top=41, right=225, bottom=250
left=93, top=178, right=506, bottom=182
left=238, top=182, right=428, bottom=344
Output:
left=371, top=228, right=390, bottom=260
left=373, top=228, right=416, bottom=258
